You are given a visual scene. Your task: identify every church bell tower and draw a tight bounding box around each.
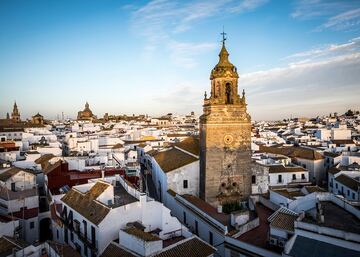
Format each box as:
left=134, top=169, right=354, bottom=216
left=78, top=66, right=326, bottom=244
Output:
left=199, top=34, right=252, bottom=207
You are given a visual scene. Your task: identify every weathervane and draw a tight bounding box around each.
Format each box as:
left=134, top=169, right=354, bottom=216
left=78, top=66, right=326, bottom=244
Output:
left=221, top=26, right=227, bottom=45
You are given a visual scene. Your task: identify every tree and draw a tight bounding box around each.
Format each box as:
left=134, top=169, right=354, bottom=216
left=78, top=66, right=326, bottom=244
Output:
left=345, top=109, right=354, bottom=116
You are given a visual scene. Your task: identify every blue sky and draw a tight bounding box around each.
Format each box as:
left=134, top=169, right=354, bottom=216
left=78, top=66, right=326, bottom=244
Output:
left=0, top=0, right=359, bottom=120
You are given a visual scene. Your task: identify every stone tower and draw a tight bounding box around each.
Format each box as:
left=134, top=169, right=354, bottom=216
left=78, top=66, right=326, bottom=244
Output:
left=11, top=101, right=21, bottom=122
left=199, top=39, right=252, bottom=208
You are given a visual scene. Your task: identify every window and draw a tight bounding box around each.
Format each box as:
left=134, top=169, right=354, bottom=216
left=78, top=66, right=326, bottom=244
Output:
left=353, top=193, right=355, bottom=199
left=251, top=175, right=256, bottom=184
left=11, top=183, right=16, bottom=192
left=209, top=232, right=213, bottom=245
left=183, top=180, right=188, bottom=189
left=74, top=220, right=80, bottom=233
left=292, top=174, right=296, bottom=180
left=278, top=175, right=282, bottom=183
left=30, top=222, right=34, bottom=229
left=302, top=164, right=306, bottom=168
left=195, top=220, right=198, bottom=236
left=91, top=226, right=96, bottom=246
left=83, top=220, right=87, bottom=239
left=335, top=183, right=338, bottom=189
left=301, top=174, right=305, bottom=180
left=183, top=212, right=187, bottom=224
left=347, top=190, right=350, bottom=196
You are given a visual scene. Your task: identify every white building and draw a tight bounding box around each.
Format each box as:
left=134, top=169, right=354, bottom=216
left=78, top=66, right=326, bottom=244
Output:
left=55, top=176, right=191, bottom=257
left=0, top=167, right=39, bottom=243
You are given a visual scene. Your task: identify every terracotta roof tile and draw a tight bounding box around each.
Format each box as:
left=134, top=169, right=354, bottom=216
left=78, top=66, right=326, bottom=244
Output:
left=155, top=237, right=216, bottom=257
left=61, top=181, right=111, bottom=225
left=180, top=194, right=229, bottom=226
left=122, top=227, right=161, bottom=242
left=153, top=148, right=198, bottom=173
left=100, top=242, right=136, bottom=257
left=259, top=146, right=324, bottom=160
left=269, top=165, right=307, bottom=174
left=173, top=136, right=199, bottom=156
left=335, top=174, right=360, bottom=191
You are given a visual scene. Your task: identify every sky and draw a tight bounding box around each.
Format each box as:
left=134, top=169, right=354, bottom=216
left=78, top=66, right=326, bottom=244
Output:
left=0, top=0, right=359, bottom=121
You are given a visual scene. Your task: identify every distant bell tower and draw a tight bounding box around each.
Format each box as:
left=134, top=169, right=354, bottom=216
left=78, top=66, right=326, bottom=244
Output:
left=11, top=101, right=21, bottom=122
left=199, top=33, right=252, bottom=207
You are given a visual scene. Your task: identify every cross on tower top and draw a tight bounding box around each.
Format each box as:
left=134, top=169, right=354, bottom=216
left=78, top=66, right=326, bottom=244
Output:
left=221, top=27, right=227, bottom=45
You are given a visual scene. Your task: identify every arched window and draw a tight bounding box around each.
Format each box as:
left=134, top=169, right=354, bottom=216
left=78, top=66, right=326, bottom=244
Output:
left=225, top=83, right=232, bottom=104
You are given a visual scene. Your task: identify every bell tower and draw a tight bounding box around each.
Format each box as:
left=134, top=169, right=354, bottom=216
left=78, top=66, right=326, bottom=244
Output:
left=11, top=101, right=21, bottom=122
left=199, top=34, right=252, bottom=207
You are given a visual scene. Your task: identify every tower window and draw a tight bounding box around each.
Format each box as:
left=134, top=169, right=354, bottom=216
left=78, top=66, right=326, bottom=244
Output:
left=225, top=83, right=232, bottom=104
left=252, top=175, right=256, bottom=184
left=183, top=180, right=188, bottom=189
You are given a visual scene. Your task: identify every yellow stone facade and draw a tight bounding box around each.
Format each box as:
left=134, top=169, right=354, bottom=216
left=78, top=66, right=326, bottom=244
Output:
left=199, top=42, right=252, bottom=207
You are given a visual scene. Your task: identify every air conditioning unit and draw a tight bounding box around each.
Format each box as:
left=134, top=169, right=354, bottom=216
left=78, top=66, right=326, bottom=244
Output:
left=269, top=237, right=277, bottom=245
left=278, top=240, right=285, bottom=248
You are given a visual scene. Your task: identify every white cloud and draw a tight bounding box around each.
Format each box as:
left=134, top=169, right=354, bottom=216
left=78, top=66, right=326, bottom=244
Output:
left=284, top=37, right=360, bottom=61
left=168, top=41, right=216, bottom=68
left=291, top=0, right=357, bottom=19
left=320, top=8, right=360, bottom=31
left=240, top=38, right=360, bottom=120
left=130, top=0, right=268, bottom=67
left=291, top=0, right=360, bottom=31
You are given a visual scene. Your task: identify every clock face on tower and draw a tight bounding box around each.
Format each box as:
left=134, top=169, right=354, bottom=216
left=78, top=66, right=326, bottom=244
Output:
left=224, top=134, right=234, bottom=145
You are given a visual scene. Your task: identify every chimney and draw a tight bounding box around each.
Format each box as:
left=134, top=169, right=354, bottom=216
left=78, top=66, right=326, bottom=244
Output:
left=139, top=193, right=147, bottom=205
left=217, top=205, right=222, bottom=213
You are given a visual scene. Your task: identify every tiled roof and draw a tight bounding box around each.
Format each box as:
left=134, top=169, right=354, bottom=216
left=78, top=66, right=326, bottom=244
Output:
left=304, top=185, right=326, bottom=193
left=0, top=236, right=19, bottom=257
left=100, top=242, right=136, bottom=257
left=155, top=237, right=216, bottom=257
left=0, top=167, right=20, bottom=181
left=173, top=136, right=199, bottom=156
left=47, top=241, right=82, bottom=257
left=331, top=139, right=355, bottom=146
left=153, top=148, right=198, bottom=173
left=323, top=151, right=341, bottom=158
left=328, top=167, right=341, bottom=175
left=35, top=154, right=55, bottom=169
left=43, top=160, right=62, bottom=174
left=335, top=174, right=360, bottom=191
left=122, top=227, right=160, bottom=242
left=272, top=189, right=305, bottom=200
left=269, top=165, right=307, bottom=174
left=112, top=143, right=124, bottom=149
left=259, top=146, right=324, bottom=160
left=180, top=194, right=229, bottom=226
left=0, top=236, right=29, bottom=256
left=61, top=181, right=111, bottom=225
left=268, top=208, right=298, bottom=232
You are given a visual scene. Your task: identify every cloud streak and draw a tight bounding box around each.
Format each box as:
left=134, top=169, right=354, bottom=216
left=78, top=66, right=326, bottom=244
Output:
left=241, top=37, right=360, bottom=120
left=129, top=0, right=268, bottom=67
left=291, top=0, right=360, bottom=31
